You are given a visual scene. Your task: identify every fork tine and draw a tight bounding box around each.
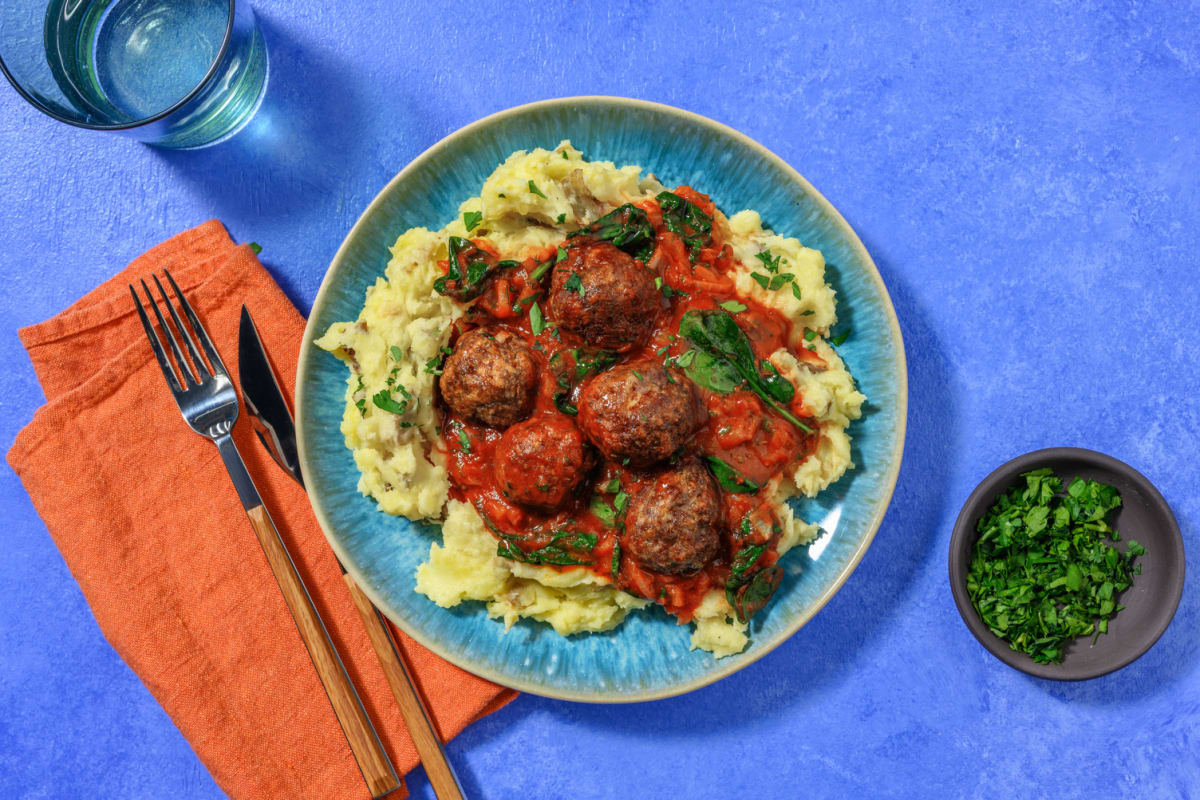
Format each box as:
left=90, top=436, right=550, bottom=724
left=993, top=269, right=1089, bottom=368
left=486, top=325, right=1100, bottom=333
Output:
left=140, top=279, right=196, bottom=387
left=129, top=284, right=183, bottom=393
left=153, top=274, right=211, bottom=382
left=164, top=269, right=229, bottom=377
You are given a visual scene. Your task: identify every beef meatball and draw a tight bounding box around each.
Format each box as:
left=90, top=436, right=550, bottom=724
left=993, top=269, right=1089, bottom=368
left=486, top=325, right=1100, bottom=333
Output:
left=577, top=363, right=703, bottom=468
left=439, top=328, right=537, bottom=427
left=493, top=414, right=592, bottom=510
left=546, top=241, right=659, bottom=352
left=624, top=459, right=721, bottom=576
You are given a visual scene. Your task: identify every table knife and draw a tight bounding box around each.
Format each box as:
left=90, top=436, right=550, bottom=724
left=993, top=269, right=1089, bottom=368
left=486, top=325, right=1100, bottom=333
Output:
left=238, top=306, right=465, bottom=800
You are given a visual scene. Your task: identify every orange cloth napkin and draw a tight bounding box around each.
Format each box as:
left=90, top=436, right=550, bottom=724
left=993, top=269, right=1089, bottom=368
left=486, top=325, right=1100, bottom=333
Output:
left=7, top=221, right=516, bottom=799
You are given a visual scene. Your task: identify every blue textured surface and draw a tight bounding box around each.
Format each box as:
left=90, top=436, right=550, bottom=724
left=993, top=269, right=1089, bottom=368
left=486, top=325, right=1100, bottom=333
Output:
left=298, top=97, right=906, bottom=701
left=1, top=2, right=1198, bottom=798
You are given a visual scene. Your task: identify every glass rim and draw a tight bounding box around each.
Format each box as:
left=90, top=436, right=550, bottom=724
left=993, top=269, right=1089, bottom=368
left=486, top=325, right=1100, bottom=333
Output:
left=0, top=0, right=236, bottom=131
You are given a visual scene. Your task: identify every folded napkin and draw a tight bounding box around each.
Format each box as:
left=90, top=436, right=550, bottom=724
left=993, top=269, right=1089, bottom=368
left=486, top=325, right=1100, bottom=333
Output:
left=7, top=221, right=516, bottom=799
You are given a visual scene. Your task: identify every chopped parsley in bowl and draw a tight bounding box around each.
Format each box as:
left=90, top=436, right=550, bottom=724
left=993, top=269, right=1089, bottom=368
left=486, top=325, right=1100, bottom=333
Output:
left=949, top=447, right=1184, bottom=680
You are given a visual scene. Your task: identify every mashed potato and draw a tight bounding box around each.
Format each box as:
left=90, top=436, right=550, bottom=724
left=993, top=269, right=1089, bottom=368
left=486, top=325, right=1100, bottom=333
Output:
left=317, top=142, right=864, bottom=658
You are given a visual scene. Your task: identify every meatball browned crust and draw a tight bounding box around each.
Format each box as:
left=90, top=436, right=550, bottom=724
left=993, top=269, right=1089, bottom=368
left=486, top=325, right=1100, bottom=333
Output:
left=624, top=459, right=721, bottom=576
left=547, top=241, right=659, bottom=352
left=439, top=328, right=537, bottom=427
left=577, top=363, right=704, bottom=468
left=493, top=415, right=592, bottom=510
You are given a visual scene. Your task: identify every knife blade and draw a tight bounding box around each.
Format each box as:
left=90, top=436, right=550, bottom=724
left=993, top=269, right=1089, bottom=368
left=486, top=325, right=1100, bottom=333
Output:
left=237, top=306, right=465, bottom=800
left=239, top=307, right=304, bottom=486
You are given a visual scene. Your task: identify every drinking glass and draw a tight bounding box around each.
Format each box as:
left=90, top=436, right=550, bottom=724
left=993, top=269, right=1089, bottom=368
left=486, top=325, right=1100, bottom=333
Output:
left=0, top=0, right=268, bottom=148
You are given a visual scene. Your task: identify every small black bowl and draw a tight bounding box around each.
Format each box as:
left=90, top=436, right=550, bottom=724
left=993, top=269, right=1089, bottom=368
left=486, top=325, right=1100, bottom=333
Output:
left=949, top=447, right=1185, bottom=680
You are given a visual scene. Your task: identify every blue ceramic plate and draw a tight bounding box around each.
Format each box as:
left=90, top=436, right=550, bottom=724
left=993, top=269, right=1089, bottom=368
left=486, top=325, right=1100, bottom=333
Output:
left=296, top=97, right=907, bottom=702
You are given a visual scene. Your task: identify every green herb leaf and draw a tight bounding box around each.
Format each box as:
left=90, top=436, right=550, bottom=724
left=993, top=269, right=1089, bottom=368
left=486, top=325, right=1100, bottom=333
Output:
left=705, top=455, right=760, bottom=494
left=611, top=543, right=621, bottom=581
left=657, top=191, right=713, bottom=261
left=831, top=329, right=851, bottom=346
left=678, top=309, right=811, bottom=432
left=248, top=242, right=263, bottom=255
left=750, top=272, right=770, bottom=289
left=434, top=237, right=517, bottom=301
left=754, top=250, right=782, bottom=273
left=353, top=375, right=367, bottom=417
left=528, top=180, right=547, bottom=198
left=530, top=302, right=546, bottom=336
left=372, top=389, right=408, bottom=415
left=590, top=496, right=616, bottom=527
left=731, top=565, right=783, bottom=623
left=565, top=271, right=585, bottom=297
left=569, top=204, right=656, bottom=261
left=463, top=210, right=483, bottom=232
left=555, top=213, right=566, bottom=224
left=457, top=427, right=471, bottom=453
left=719, top=300, right=747, bottom=314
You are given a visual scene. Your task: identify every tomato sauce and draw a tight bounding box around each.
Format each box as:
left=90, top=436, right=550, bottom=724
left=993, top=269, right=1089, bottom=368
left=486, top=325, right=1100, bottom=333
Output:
left=436, top=187, right=822, bottom=624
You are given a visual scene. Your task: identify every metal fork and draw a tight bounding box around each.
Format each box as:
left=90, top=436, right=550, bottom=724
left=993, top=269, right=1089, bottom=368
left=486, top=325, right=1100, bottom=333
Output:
left=130, top=271, right=400, bottom=798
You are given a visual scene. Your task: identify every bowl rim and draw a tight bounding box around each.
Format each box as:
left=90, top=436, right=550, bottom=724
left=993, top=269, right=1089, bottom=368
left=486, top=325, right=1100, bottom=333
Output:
left=947, top=446, right=1186, bottom=681
left=295, top=95, right=910, bottom=702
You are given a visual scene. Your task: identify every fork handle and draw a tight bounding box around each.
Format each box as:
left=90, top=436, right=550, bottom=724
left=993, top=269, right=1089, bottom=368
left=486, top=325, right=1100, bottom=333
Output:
left=216, top=436, right=399, bottom=798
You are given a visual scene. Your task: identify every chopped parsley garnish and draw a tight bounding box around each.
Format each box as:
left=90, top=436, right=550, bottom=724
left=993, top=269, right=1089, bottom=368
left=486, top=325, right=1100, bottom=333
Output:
left=831, top=329, right=851, bottom=346
left=803, top=329, right=818, bottom=342
left=555, top=213, right=566, bottom=224
left=754, top=250, right=783, bottom=273
left=372, top=384, right=411, bottom=415
left=632, top=370, right=644, bottom=381
left=530, top=301, right=546, bottom=336
left=654, top=276, right=663, bottom=290
left=556, top=246, right=568, bottom=263
left=611, top=543, right=621, bottom=581
left=564, top=271, right=585, bottom=297
left=769, top=273, right=794, bottom=291
left=719, top=300, right=747, bottom=314
left=791, top=283, right=802, bottom=301
left=603, top=477, right=620, bottom=493
left=248, top=242, right=263, bottom=255
left=463, top=210, right=483, bottom=232
left=528, top=180, right=547, bottom=198
left=457, top=427, right=471, bottom=453
left=353, top=375, right=367, bottom=416
left=613, top=490, right=630, bottom=513
left=750, top=273, right=770, bottom=289
left=967, top=469, right=1145, bottom=664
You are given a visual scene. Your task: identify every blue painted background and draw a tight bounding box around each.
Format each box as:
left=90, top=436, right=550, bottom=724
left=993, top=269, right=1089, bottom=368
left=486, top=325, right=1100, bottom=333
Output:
left=1, top=1, right=1197, bottom=798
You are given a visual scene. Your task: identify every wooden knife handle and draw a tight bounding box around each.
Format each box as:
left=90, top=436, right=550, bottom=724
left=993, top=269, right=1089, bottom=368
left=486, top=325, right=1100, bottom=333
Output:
left=343, top=573, right=466, bottom=800
left=246, top=505, right=400, bottom=798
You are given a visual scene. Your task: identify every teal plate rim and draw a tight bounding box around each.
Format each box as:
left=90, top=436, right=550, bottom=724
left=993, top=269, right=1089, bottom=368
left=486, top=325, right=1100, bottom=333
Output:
left=295, top=96, right=909, bottom=703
